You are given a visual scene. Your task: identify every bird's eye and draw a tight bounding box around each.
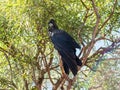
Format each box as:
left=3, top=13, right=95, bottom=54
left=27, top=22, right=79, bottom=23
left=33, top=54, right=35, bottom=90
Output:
left=49, top=23, right=53, bottom=27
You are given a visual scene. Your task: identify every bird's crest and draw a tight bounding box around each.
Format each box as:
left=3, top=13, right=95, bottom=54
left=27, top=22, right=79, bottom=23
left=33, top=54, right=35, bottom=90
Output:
left=48, top=19, right=58, bottom=29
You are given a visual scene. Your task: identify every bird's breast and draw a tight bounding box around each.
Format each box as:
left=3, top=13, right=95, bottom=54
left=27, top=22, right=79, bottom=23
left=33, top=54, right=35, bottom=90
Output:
left=49, top=31, right=54, bottom=37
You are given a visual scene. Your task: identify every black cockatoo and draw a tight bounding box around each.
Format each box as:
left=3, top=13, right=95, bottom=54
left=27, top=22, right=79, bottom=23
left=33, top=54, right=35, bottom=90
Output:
left=48, top=19, right=82, bottom=76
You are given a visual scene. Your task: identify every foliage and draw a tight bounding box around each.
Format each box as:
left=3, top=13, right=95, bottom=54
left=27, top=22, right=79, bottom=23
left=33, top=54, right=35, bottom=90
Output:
left=0, top=0, right=120, bottom=90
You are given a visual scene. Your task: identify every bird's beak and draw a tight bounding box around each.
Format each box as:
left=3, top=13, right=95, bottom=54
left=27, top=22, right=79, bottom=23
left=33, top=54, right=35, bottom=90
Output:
left=49, top=23, right=53, bottom=28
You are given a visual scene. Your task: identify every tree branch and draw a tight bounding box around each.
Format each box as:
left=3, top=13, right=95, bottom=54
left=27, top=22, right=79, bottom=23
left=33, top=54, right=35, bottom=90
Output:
left=99, top=0, right=117, bottom=30
left=82, top=0, right=101, bottom=65
left=91, top=0, right=101, bottom=39
left=0, top=47, right=12, bottom=56
left=53, top=76, right=65, bottom=90
left=80, top=0, right=89, bottom=10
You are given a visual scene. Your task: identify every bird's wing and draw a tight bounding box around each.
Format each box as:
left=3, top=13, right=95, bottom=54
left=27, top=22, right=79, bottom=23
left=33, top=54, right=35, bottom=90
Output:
left=50, top=30, right=79, bottom=76
left=51, top=30, right=80, bottom=51
left=59, top=50, right=78, bottom=76
left=60, top=30, right=80, bottom=49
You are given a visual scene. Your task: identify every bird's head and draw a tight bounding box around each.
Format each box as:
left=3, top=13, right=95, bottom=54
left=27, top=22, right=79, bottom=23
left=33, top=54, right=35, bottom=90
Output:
left=48, top=19, right=58, bottom=30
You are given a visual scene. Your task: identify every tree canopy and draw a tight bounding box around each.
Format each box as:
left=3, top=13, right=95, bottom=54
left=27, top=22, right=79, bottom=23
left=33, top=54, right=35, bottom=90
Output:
left=0, top=0, right=120, bottom=90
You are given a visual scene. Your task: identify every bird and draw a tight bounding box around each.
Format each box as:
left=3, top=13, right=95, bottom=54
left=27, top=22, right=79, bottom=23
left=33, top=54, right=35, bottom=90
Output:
left=48, top=19, right=82, bottom=76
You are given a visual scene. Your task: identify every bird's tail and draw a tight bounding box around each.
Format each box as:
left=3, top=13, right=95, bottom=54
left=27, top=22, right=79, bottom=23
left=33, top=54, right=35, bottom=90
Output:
left=62, top=61, right=69, bottom=75
left=76, top=57, right=82, bottom=66
left=60, top=51, right=80, bottom=76
left=62, top=57, right=78, bottom=76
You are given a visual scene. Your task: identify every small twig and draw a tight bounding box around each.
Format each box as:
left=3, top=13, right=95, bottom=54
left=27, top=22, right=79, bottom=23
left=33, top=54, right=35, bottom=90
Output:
left=99, top=0, right=117, bottom=30
left=80, top=0, right=89, bottom=10
left=47, top=67, right=55, bottom=85
left=50, top=65, right=59, bottom=70
left=81, top=71, right=87, bottom=77
left=4, top=53, right=13, bottom=80
left=0, top=47, right=12, bottom=56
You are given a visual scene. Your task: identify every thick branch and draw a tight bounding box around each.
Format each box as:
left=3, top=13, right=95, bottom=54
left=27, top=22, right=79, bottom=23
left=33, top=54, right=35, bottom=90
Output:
left=91, top=0, right=101, bottom=39
left=82, top=0, right=101, bottom=65
left=53, top=76, right=65, bottom=90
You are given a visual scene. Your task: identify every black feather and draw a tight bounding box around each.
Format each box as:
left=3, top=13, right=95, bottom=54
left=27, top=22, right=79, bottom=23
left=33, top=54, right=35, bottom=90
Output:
left=48, top=19, right=82, bottom=76
left=62, top=60, right=69, bottom=75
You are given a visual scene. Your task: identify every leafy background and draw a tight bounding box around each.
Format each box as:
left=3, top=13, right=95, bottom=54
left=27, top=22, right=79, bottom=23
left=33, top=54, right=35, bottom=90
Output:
left=0, top=0, right=120, bottom=90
